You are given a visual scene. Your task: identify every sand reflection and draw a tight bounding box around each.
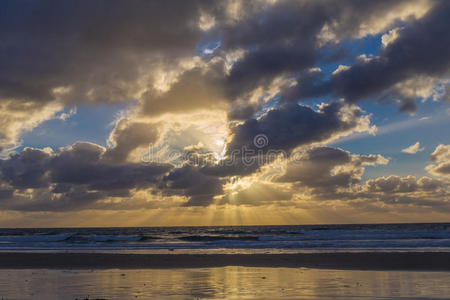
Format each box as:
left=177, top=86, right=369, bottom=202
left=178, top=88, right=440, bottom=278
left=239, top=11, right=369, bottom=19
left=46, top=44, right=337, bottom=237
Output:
left=0, top=267, right=449, bottom=299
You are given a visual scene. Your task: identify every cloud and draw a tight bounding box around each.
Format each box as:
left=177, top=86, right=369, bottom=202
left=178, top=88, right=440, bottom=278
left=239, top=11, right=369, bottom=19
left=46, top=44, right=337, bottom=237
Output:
left=381, top=28, right=402, bottom=48
left=401, top=142, right=424, bottom=154
left=0, top=0, right=448, bottom=217
left=220, top=181, right=293, bottom=206
left=0, top=101, right=63, bottom=156
left=0, top=1, right=223, bottom=153
left=427, top=162, right=450, bottom=178
left=1, top=141, right=448, bottom=213
left=366, top=175, right=432, bottom=193
left=139, top=61, right=229, bottom=117
left=429, top=144, right=450, bottom=162
left=0, top=137, right=227, bottom=208
left=216, top=0, right=430, bottom=116
left=191, top=100, right=376, bottom=179
left=357, top=175, right=449, bottom=208
left=218, top=0, right=434, bottom=104
left=103, top=119, right=160, bottom=163
left=282, top=1, right=450, bottom=111
left=0, top=0, right=214, bottom=105
left=227, top=101, right=374, bottom=155
left=162, top=165, right=223, bottom=206
left=215, top=146, right=449, bottom=213
left=0, top=142, right=172, bottom=211
left=276, top=147, right=388, bottom=193
left=0, top=0, right=443, bottom=155
left=426, top=144, right=450, bottom=177
left=306, top=175, right=449, bottom=213
left=296, top=173, right=449, bottom=212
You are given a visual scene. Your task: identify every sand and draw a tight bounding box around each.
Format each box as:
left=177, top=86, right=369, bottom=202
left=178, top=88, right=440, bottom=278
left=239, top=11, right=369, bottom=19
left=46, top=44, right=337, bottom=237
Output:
left=1, top=267, right=450, bottom=299
left=0, top=252, right=450, bottom=270
left=1, top=253, right=450, bottom=298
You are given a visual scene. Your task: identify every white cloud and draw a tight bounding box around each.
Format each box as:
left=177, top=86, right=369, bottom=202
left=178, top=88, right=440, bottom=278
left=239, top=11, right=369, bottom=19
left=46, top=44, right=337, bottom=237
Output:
left=332, top=65, right=350, bottom=75
left=381, top=28, right=401, bottom=48
left=402, top=142, right=424, bottom=154
left=426, top=144, right=450, bottom=178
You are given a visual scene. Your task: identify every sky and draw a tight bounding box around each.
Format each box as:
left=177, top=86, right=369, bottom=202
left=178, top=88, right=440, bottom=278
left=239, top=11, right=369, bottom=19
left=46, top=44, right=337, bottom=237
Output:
left=0, top=0, right=449, bottom=227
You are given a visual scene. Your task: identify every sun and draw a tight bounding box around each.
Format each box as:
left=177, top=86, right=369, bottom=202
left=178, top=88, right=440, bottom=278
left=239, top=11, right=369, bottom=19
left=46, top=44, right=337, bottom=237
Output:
left=215, top=139, right=224, bottom=147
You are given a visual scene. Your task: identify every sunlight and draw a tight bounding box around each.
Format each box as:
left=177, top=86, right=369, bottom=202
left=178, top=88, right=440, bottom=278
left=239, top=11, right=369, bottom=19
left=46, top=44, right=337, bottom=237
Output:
left=213, top=138, right=227, bottom=160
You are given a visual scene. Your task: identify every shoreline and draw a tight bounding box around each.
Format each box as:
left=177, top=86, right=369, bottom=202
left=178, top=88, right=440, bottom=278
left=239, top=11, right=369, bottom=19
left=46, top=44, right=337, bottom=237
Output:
left=1, top=252, right=450, bottom=270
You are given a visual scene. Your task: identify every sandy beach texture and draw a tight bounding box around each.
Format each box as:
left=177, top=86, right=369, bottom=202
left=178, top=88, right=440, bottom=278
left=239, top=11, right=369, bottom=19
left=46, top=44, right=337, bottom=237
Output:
left=1, top=252, right=450, bottom=270
left=1, top=266, right=450, bottom=299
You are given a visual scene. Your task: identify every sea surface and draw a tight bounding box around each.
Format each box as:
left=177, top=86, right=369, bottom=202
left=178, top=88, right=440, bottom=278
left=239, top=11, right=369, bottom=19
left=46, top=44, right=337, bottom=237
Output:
left=0, top=223, right=450, bottom=254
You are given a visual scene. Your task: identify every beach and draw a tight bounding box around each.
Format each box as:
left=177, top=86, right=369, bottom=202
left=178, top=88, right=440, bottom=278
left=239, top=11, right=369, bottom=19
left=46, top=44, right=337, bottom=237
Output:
left=1, top=263, right=450, bottom=299
left=0, top=252, right=450, bottom=299
left=1, top=225, right=450, bottom=298
left=1, top=252, right=450, bottom=270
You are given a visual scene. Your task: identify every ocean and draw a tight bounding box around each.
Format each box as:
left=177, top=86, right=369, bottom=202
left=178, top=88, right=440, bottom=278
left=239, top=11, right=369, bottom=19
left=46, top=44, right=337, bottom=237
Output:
left=1, top=223, right=450, bottom=253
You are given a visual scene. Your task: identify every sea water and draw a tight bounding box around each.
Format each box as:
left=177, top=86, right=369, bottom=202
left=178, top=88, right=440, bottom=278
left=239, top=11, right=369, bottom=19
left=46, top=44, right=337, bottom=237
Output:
left=0, top=223, right=449, bottom=253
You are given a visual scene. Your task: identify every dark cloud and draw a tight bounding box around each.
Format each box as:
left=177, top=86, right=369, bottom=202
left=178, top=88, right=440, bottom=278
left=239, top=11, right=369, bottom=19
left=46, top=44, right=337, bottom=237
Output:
left=179, top=100, right=373, bottom=179
left=284, top=1, right=450, bottom=111
left=0, top=142, right=172, bottom=211
left=367, top=176, right=421, bottom=194
left=126, top=0, right=432, bottom=123
left=0, top=0, right=431, bottom=112
left=162, top=165, right=223, bottom=206
left=224, top=45, right=317, bottom=102
left=0, top=141, right=228, bottom=209
left=200, top=158, right=263, bottom=178
left=103, top=119, right=160, bottom=163
left=0, top=0, right=442, bottom=154
left=0, top=188, right=13, bottom=200
left=227, top=101, right=262, bottom=121
left=0, top=147, right=52, bottom=189
left=13, top=187, right=106, bottom=212
left=0, top=0, right=448, bottom=214
left=0, top=0, right=225, bottom=152
left=314, top=175, right=449, bottom=210
left=0, top=142, right=447, bottom=211
left=227, top=101, right=371, bottom=155
left=194, top=101, right=373, bottom=178
left=50, top=142, right=170, bottom=191
left=0, top=0, right=216, bottom=105
left=356, top=175, right=449, bottom=209
left=218, top=0, right=421, bottom=101
left=276, top=147, right=388, bottom=193
left=277, top=147, right=352, bottom=186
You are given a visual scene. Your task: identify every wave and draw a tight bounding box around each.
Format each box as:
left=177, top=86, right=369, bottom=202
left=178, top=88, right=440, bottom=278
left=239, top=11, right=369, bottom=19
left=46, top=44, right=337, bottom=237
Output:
left=207, top=230, right=250, bottom=235
left=0, top=233, right=72, bottom=243
left=258, top=235, right=304, bottom=241
left=0, top=224, right=449, bottom=252
left=179, top=235, right=259, bottom=242
left=87, top=235, right=145, bottom=242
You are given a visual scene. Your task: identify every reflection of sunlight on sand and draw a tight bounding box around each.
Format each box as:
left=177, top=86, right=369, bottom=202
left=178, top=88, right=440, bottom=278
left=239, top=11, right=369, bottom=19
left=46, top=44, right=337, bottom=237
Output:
left=1, top=267, right=450, bottom=299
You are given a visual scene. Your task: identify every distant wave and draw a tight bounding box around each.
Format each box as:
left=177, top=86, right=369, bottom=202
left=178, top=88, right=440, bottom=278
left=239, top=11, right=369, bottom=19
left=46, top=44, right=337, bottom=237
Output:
left=179, top=235, right=259, bottom=242
left=0, top=233, right=72, bottom=243
left=87, top=235, right=144, bottom=242
left=0, top=224, right=449, bottom=252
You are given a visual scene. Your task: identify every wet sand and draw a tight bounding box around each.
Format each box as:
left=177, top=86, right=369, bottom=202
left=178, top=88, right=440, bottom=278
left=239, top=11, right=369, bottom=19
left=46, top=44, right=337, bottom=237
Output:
left=1, top=252, right=450, bottom=270
left=1, top=267, right=450, bottom=299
